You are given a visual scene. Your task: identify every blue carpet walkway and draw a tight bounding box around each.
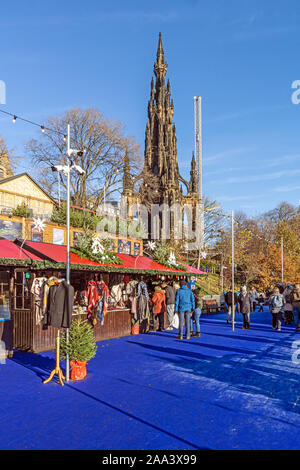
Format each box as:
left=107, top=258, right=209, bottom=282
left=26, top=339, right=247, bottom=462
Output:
left=0, top=307, right=299, bottom=450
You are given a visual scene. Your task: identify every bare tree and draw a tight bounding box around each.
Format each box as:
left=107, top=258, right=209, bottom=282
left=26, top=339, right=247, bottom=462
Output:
left=0, top=135, right=22, bottom=176
left=25, top=108, right=142, bottom=209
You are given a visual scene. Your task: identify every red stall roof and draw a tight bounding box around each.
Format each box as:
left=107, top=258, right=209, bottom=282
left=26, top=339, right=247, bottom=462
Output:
left=180, top=263, right=207, bottom=275
left=0, top=238, right=43, bottom=260
left=13, top=239, right=205, bottom=275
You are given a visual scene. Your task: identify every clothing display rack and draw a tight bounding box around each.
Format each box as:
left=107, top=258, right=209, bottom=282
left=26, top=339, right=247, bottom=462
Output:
left=43, top=330, right=65, bottom=386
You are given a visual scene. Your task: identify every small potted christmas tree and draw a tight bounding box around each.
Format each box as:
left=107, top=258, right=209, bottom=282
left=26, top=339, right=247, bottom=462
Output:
left=60, top=316, right=97, bottom=380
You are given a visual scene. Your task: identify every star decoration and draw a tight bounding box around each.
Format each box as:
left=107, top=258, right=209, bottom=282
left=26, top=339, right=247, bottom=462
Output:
left=32, top=217, right=46, bottom=233
left=146, top=241, right=156, bottom=251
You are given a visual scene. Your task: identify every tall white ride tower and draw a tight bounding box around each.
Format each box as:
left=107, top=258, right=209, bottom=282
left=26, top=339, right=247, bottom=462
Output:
left=194, top=96, right=204, bottom=261
left=194, top=96, right=202, bottom=201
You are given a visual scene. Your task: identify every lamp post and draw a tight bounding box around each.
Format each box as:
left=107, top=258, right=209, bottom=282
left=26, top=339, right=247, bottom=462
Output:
left=231, top=210, right=235, bottom=331
left=52, top=124, right=85, bottom=383
left=281, top=237, right=284, bottom=283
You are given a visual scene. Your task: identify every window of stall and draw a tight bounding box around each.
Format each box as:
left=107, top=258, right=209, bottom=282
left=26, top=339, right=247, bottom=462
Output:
left=0, top=270, right=10, bottom=320
left=14, top=269, right=31, bottom=310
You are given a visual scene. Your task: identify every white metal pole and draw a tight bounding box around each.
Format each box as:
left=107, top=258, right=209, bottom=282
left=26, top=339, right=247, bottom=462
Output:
left=65, top=123, right=71, bottom=382
left=281, top=237, right=284, bottom=283
left=231, top=210, right=235, bottom=331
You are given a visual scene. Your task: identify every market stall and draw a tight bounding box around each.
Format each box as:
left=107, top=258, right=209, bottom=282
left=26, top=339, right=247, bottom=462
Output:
left=0, top=237, right=45, bottom=358
left=8, top=239, right=205, bottom=353
left=0, top=238, right=206, bottom=355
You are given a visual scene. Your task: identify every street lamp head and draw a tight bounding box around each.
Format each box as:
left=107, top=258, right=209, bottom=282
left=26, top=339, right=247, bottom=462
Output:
left=72, top=164, right=85, bottom=175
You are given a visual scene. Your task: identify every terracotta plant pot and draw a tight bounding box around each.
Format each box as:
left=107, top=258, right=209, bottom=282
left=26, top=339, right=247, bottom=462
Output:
left=70, top=360, right=87, bottom=380
left=131, top=324, right=140, bottom=335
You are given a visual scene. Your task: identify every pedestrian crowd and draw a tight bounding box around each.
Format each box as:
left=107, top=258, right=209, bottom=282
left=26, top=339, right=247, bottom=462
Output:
left=149, top=279, right=300, bottom=339
left=150, top=280, right=204, bottom=340
left=224, top=282, right=300, bottom=332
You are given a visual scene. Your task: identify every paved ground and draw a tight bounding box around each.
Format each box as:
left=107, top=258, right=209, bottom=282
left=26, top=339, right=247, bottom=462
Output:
left=0, top=307, right=299, bottom=450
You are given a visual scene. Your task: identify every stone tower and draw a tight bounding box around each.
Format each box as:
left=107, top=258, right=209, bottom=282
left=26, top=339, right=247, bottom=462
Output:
left=122, top=33, right=200, bottom=242
left=143, top=32, right=181, bottom=208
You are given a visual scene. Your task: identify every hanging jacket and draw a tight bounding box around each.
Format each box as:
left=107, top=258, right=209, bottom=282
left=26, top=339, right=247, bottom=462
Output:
left=43, top=280, right=74, bottom=329
left=87, top=281, right=99, bottom=317
left=138, top=294, right=150, bottom=320
left=97, top=280, right=110, bottom=314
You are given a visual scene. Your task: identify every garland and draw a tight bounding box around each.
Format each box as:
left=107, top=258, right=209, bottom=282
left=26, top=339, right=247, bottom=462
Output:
left=149, top=241, right=188, bottom=272
left=71, top=233, right=122, bottom=265
left=72, top=246, right=122, bottom=265
left=0, top=257, right=201, bottom=276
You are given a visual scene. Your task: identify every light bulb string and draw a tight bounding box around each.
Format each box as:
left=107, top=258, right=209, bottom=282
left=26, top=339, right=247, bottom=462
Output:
left=0, top=108, right=66, bottom=139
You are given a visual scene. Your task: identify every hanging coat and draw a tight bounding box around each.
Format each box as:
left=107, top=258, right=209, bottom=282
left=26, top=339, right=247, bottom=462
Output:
left=43, top=281, right=74, bottom=329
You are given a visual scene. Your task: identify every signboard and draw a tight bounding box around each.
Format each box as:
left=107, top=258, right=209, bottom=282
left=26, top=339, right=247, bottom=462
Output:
left=118, top=239, right=131, bottom=255
left=31, top=225, right=43, bottom=242
left=72, top=231, right=82, bottom=247
left=134, top=242, right=140, bottom=256
left=0, top=220, right=22, bottom=240
left=53, top=228, right=64, bottom=245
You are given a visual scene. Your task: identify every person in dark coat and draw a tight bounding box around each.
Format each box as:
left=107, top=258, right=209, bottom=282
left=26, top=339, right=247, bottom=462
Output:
left=162, top=281, right=176, bottom=330
left=225, top=287, right=238, bottom=324
left=237, top=286, right=253, bottom=330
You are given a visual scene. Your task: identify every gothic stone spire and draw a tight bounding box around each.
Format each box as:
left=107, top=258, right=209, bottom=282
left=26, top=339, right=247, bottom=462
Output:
left=143, top=33, right=179, bottom=199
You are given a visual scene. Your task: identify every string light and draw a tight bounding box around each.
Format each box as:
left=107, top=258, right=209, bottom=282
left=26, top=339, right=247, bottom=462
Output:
left=0, top=108, right=66, bottom=138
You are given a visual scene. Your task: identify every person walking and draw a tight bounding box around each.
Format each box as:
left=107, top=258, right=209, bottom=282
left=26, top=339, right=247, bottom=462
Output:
left=291, top=283, right=300, bottom=332
left=258, top=294, right=265, bottom=312
left=162, top=281, right=176, bottom=331
left=237, top=286, right=253, bottom=330
left=175, top=280, right=195, bottom=340
left=225, top=287, right=238, bottom=324
left=269, top=287, right=285, bottom=331
left=250, top=286, right=259, bottom=312
left=190, top=289, right=203, bottom=337
left=151, top=285, right=166, bottom=332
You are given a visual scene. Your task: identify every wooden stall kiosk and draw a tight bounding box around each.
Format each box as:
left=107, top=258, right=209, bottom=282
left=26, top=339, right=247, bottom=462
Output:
left=2, top=239, right=205, bottom=354
left=0, top=237, right=45, bottom=358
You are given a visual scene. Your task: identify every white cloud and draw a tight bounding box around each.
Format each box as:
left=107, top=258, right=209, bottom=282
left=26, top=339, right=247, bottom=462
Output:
left=204, top=147, right=254, bottom=164
left=211, top=168, right=300, bottom=185
left=273, top=185, right=300, bottom=193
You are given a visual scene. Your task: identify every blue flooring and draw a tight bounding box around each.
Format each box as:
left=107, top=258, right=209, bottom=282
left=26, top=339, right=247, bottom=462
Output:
left=0, top=307, right=300, bottom=450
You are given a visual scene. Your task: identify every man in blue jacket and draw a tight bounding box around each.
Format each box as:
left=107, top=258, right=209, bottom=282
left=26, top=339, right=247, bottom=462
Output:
left=175, top=280, right=195, bottom=340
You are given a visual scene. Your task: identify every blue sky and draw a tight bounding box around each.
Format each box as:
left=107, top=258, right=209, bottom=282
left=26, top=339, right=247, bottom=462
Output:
left=1, top=0, right=300, bottom=216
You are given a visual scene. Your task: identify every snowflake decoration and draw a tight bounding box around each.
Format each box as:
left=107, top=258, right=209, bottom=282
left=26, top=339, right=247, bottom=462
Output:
left=32, top=217, right=46, bottom=233
left=146, top=241, right=156, bottom=251
left=168, top=251, right=177, bottom=266
left=91, top=237, right=105, bottom=255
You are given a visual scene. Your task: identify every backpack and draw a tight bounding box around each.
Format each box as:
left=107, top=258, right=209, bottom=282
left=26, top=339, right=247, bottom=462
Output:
left=271, top=294, right=283, bottom=309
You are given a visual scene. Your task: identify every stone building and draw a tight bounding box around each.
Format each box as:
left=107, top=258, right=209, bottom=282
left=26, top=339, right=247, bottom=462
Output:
left=123, top=33, right=200, bottom=242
